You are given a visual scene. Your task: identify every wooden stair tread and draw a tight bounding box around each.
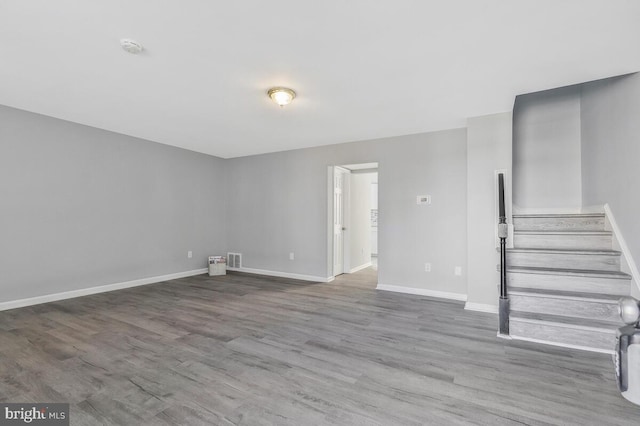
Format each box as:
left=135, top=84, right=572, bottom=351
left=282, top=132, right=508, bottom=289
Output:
left=512, top=213, right=605, bottom=218
left=506, top=247, right=621, bottom=255
left=513, top=230, right=611, bottom=235
left=506, top=265, right=632, bottom=280
left=510, top=311, right=619, bottom=333
left=509, top=287, right=622, bottom=302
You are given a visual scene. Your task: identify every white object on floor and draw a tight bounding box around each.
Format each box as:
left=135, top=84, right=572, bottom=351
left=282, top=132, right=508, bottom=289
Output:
left=623, top=344, right=640, bottom=405
left=208, top=256, right=227, bottom=276
left=209, top=263, right=226, bottom=276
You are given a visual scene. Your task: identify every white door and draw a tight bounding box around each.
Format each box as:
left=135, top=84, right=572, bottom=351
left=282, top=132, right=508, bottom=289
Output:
left=333, top=167, right=349, bottom=275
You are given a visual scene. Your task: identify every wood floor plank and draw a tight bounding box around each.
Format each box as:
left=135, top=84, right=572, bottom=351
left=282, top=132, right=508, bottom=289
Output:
left=1, top=268, right=639, bottom=425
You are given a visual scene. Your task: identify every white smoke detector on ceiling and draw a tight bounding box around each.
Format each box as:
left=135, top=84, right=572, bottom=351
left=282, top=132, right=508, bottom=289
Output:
left=120, top=39, right=143, bottom=54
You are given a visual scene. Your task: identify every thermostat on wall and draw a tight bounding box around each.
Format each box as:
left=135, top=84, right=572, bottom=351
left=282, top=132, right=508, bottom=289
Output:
left=417, top=195, right=431, bottom=205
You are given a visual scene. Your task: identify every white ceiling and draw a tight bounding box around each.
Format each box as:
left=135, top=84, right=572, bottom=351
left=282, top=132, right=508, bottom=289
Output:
left=1, top=1, right=639, bottom=158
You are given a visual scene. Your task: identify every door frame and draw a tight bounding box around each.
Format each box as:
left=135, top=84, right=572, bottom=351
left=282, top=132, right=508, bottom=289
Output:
left=327, top=164, right=380, bottom=280
left=327, top=166, right=351, bottom=278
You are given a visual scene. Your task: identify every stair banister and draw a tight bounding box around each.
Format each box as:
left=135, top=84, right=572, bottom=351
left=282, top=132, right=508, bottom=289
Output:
left=498, top=173, right=509, bottom=335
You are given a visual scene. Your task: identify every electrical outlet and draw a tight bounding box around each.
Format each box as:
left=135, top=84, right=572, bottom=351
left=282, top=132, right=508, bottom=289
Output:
left=424, top=263, right=431, bottom=272
left=187, top=251, right=193, bottom=259
left=289, top=252, right=295, bottom=260
left=455, top=266, right=462, bottom=276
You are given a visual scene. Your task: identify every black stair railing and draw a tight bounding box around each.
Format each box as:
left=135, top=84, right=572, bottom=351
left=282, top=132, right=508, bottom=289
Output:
left=498, top=173, right=509, bottom=335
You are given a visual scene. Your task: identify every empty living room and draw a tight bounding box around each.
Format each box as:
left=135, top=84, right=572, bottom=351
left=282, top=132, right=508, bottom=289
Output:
left=3, top=1, right=640, bottom=425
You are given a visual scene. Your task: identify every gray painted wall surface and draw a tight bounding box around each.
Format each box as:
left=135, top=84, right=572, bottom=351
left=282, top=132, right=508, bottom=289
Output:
left=513, top=85, right=582, bottom=210
left=349, top=172, right=374, bottom=270
left=226, top=129, right=468, bottom=296
left=466, top=112, right=513, bottom=308
left=581, top=73, right=640, bottom=279
left=0, top=105, right=227, bottom=303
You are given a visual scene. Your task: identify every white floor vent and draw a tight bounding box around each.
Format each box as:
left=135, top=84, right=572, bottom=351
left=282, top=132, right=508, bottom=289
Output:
left=227, top=252, right=242, bottom=270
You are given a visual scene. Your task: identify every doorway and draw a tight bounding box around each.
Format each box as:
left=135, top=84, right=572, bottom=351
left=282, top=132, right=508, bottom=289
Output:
left=328, top=162, right=378, bottom=283
left=332, top=166, right=349, bottom=276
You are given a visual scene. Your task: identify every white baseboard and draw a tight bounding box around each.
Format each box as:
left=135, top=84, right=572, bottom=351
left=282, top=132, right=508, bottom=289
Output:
left=604, top=203, right=640, bottom=295
left=376, top=284, right=467, bottom=301
left=0, top=268, right=207, bottom=312
left=349, top=262, right=372, bottom=274
left=510, top=335, right=614, bottom=355
left=227, top=267, right=333, bottom=283
left=464, top=302, right=498, bottom=314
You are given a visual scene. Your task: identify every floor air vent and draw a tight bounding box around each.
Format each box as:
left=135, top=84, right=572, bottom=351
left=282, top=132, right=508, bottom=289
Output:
left=227, top=252, right=242, bottom=270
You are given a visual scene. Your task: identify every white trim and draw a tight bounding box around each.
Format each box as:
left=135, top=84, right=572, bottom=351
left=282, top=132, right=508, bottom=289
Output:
left=464, top=302, right=498, bottom=314
left=349, top=262, right=372, bottom=273
left=342, top=167, right=352, bottom=274
left=510, top=335, right=614, bottom=355
left=376, top=284, right=467, bottom=301
left=604, top=203, right=640, bottom=294
left=350, top=168, right=379, bottom=174
left=0, top=268, right=207, bottom=312
left=231, top=267, right=333, bottom=283
left=327, top=166, right=334, bottom=278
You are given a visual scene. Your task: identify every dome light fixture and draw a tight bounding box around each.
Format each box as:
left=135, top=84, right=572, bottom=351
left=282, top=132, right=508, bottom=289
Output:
left=268, top=87, right=296, bottom=107
left=120, top=38, right=144, bottom=54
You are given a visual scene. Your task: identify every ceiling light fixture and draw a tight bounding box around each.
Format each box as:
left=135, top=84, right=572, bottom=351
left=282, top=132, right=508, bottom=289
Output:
left=120, top=39, right=144, bottom=54
left=268, top=87, right=296, bottom=107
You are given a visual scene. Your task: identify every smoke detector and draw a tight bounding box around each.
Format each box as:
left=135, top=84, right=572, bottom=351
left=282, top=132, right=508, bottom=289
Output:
left=120, top=39, right=143, bottom=54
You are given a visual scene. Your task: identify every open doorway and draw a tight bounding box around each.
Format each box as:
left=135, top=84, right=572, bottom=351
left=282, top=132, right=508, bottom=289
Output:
left=328, top=162, right=378, bottom=286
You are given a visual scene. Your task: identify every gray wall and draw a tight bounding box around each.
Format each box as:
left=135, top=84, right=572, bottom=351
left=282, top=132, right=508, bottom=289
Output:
left=0, top=105, right=227, bottom=303
left=226, top=129, right=469, bottom=297
left=581, top=73, right=640, bottom=279
left=513, top=85, right=582, bottom=211
left=349, top=172, right=374, bottom=270
left=466, top=112, right=513, bottom=309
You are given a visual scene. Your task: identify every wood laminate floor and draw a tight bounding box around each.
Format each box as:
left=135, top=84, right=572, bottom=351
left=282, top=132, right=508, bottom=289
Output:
left=1, top=268, right=639, bottom=425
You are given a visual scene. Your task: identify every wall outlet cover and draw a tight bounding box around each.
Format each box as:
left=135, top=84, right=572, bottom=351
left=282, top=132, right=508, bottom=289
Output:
left=417, top=195, right=431, bottom=205
left=425, top=263, right=431, bottom=272
left=187, top=251, right=193, bottom=259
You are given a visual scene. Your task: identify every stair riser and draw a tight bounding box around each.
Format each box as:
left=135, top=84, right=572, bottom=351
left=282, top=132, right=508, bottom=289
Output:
left=506, top=252, right=620, bottom=271
left=510, top=319, right=616, bottom=352
left=513, top=216, right=605, bottom=232
left=508, top=272, right=630, bottom=296
left=513, top=234, right=612, bottom=250
left=510, top=294, right=621, bottom=323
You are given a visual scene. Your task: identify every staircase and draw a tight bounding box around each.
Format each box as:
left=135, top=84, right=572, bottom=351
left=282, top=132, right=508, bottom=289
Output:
left=507, top=213, right=632, bottom=353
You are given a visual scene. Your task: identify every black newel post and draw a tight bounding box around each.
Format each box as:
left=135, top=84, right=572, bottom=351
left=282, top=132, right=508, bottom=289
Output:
left=498, top=173, right=509, bottom=335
